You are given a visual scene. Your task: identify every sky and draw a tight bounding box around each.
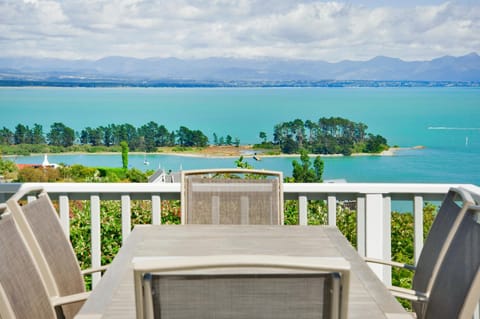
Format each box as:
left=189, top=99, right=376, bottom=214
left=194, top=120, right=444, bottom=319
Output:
left=1, top=0, right=479, bottom=62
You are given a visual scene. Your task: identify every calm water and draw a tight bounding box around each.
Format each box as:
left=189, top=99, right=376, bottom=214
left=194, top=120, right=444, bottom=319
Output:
left=1, top=87, right=479, bottom=184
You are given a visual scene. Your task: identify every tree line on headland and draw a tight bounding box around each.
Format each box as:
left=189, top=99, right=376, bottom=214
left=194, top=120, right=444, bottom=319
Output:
left=268, top=117, right=388, bottom=155
left=0, top=117, right=388, bottom=155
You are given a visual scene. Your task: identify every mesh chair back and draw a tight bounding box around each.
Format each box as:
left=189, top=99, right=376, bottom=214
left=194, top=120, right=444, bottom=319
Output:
left=181, top=169, right=283, bottom=225
left=0, top=212, right=56, bottom=319
left=423, top=206, right=480, bottom=319
left=134, top=255, right=350, bottom=319
left=7, top=189, right=85, bottom=319
left=411, top=187, right=475, bottom=315
left=149, top=273, right=338, bottom=319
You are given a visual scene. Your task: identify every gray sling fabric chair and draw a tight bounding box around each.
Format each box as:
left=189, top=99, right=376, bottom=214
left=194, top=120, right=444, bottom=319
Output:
left=393, top=204, right=480, bottom=319
left=6, top=186, right=106, bottom=319
left=181, top=168, right=284, bottom=225
left=365, top=187, right=476, bottom=312
left=133, top=255, right=350, bottom=319
left=0, top=204, right=88, bottom=319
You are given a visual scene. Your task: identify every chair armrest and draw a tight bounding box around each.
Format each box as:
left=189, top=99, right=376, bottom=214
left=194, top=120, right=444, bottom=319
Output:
left=81, top=265, right=109, bottom=275
left=51, top=291, right=90, bottom=307
left=388, top=286, right=428, bottom=302
left=364, top=257, right=416, bottom=271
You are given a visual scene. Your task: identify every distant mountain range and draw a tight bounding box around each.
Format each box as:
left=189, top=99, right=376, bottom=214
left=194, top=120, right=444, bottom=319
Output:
left=0, top=53, right=479, bottom=87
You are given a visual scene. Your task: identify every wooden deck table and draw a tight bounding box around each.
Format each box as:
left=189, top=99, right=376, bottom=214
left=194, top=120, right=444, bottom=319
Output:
left=75, top=225, right=410, bottom=319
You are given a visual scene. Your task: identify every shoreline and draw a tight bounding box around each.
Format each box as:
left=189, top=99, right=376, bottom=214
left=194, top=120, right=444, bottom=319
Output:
left=4, top=146, right=424, bottom=160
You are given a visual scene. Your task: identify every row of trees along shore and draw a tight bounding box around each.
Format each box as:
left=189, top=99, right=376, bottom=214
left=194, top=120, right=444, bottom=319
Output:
left=0, top=117, right=388, bottom=155
left=0, top=122, right=209, bottom=153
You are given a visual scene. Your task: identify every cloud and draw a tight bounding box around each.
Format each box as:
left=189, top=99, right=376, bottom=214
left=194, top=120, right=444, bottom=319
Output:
left=0, top=0, right=478, bottom=61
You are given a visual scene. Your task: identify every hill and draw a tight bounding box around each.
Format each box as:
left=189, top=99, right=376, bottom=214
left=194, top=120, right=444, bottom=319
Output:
left=0, top=53, right=479, bottom=86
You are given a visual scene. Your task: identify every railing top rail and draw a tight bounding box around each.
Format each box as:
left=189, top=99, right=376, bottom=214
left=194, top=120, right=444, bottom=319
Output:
left=0, top=182, right=479, bottom=197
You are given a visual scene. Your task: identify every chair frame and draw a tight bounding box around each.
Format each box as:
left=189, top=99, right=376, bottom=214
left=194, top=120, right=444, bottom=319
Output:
left=0, top=203, right=89, bottom=319
left=392, top=205, right=480, bottom=319
left=181, top=168, right=284, bottom=225
left=365, top=187, right=475, bottom=299
left=5, top=186, right=106, bottom=318
left=133, top=255, right=350, bottom=319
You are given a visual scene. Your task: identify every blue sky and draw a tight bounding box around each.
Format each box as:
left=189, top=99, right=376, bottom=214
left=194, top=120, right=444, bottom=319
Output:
left=1, top=0, right=479, bottom=61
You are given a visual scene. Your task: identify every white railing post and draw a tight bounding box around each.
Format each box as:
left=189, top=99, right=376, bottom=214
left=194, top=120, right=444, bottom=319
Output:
left=356, top=196, right=366, bottom=257
left=383, top=196, right=392, bottom=286
left=365, top=193, right=390, bottom=283
left=327, top=195, right=336, bottom=226
left=90, top=194, right=101, bottom=287
left=298, top=195, right=308, bottom=225
left=121, top=195, right=131, bottom=244
left=414, top=195, right=424, bottom=265
left=59, top=195, right=70, bottom=238
left=152, top=195, right=162, bottom=225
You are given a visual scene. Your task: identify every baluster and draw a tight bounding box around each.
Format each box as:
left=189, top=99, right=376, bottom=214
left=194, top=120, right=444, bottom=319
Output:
left=121, top=195, right=131, bottom=244
left=151, top=195, right=162, bottom=225
left=59, top=194, right=70, bottom=238
left=298, top=195, right=308, bottom=225
left=90, top=194, right=101, bottom=287
left=413, top=195, right=424, bottom=265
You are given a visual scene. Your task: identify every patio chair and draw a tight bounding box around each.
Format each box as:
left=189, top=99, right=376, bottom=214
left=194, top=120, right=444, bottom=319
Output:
left=393, top=204, right=480, bottom=319
left=364, top=187, right=475, bottom=310
left=133, top=255, right=350, bottom=319
left=0, top=203, right=89, bottom=319
left=6, top=186, right=107, bottom=319
left=181, top=168, right=284, bottom=225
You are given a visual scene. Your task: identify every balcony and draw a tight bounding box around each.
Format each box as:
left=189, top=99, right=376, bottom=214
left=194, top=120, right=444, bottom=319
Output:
left=1, top=181, right=479, bottom=289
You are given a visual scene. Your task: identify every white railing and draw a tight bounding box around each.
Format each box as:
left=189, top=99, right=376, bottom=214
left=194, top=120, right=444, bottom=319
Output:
left=1, top=182, right=479, bottom=287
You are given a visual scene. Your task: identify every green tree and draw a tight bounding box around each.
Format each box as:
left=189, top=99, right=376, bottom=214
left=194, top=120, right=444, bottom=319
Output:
left=138, top=121, right=159, bottom=152
left=225, top=135, right=232, bottom=146
left=31, top=124, right=46, bottom=144
left=291, top=149, right=324, bottom=182
left=235, top=156, right=253, bottom=169
left=259, top=131, right=267, bottom=143
left=47, top=122, right=75, bottom=147
left=234, top=137, right=240, bottom=147
left=120, top=141, right=129, bottom=170
left=14, top=124, right=29, bottom=144
left=0, top=127, right=14, bottom=145
left=365, top=134, right=388, bottom=153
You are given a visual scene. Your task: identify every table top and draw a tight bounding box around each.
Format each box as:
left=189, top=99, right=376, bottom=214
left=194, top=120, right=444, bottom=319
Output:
left=75, top=225, right=410, bottom=319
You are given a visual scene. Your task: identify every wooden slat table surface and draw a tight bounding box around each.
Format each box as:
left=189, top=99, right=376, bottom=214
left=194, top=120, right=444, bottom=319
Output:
left=75, top=225, right=410, bottom=319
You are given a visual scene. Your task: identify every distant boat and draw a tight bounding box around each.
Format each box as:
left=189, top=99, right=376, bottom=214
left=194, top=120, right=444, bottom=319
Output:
left=143, top=154, right=150, bottom=165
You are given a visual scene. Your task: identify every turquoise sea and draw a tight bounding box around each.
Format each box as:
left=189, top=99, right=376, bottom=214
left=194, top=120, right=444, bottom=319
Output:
left=1, top=87, right=479, bottom=184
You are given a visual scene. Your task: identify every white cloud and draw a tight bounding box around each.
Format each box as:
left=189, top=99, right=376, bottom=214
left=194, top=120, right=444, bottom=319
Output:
left=0, top=0, right=478, bottom=61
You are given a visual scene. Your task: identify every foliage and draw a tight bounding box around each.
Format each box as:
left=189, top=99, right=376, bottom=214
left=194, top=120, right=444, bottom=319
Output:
left=69, top=199, right=178, bottom=271
left=126, top=168, right=148, bottom=182
left=2, top=121, right=211, bottom=152
left=290, top=149, right=324, bottom=182
left=0, top=157, right=17, bottom=180
left=17, top=167, right=60, bottom=182
left=47, top=122, right=75, bottom=147
left=120, top=141, right=129, bottom=170
left=235, top=155, right=254, bottom=169
left=14, top=164, right=149, bottom=183
left=273, top=117, right=388, bottom=155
